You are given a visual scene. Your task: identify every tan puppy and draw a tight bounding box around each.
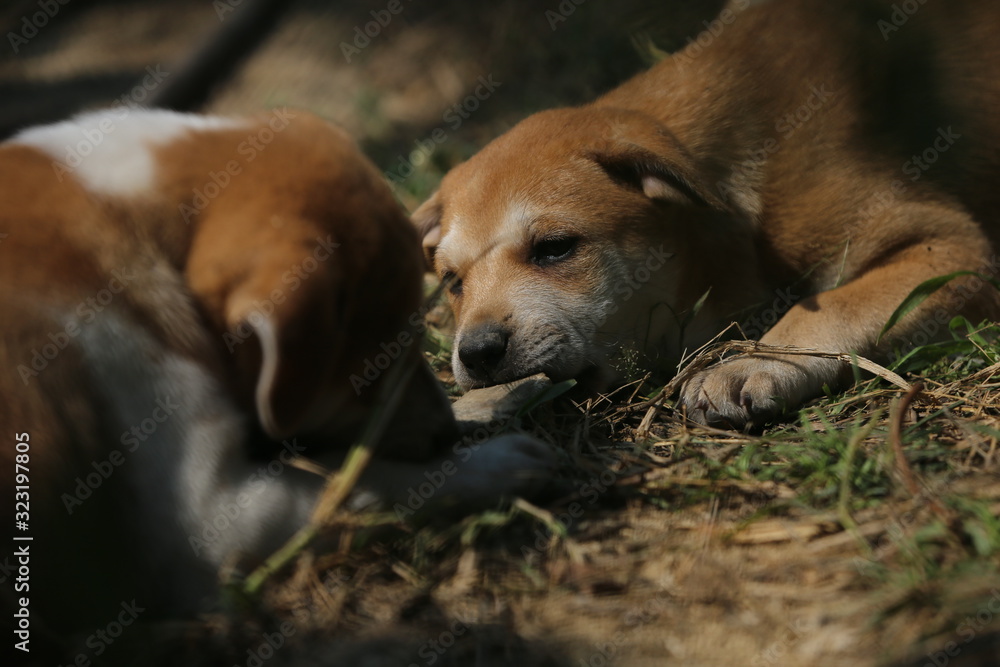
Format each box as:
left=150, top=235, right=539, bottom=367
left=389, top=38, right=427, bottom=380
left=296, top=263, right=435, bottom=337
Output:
left=0, top=108, right=548, bottom=644
left=414, top=0, right=1000, bottom=428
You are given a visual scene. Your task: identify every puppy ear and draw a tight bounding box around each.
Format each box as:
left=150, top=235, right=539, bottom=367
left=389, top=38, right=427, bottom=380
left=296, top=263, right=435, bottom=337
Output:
left=242, top=311, right=297, bottom=439
left=226, top=277, right=338, bottom=439
left=411, top=191, right=443, bottom=269
left=589, top=145, right=729, bottom=211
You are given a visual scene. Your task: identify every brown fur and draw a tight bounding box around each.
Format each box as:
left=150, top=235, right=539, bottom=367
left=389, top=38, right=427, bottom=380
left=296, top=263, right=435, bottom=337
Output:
left=0, top=110, right=458, bottom=637
left=414, top=0, right=1000, bottom=428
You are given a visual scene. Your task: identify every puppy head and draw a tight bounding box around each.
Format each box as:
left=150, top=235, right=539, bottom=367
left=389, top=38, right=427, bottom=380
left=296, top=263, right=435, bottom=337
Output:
left=414, top=106, right=742, bottom=389
left=185, top=113, right=456, bottom=459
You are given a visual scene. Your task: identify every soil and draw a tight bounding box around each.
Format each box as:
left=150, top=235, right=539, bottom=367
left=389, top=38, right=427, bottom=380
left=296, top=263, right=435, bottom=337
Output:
left=3, top=1, right=999, bottom=665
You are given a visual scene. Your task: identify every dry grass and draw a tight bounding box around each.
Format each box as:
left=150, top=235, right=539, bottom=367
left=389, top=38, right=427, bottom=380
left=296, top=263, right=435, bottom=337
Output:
left=5, top=1, right=1000, bottom=664
left=172, top=311, right=1000, bottom=667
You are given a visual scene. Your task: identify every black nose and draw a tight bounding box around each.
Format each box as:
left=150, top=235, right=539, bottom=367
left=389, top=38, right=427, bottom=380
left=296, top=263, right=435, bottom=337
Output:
left=458, top=324, right=509, bottom=381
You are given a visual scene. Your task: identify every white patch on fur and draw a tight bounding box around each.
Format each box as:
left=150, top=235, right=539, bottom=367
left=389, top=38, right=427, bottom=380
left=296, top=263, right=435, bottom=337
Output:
left=11, top=109, right=248, bottom=198
left=73, top=310, right=319, bottom=610
left=439, top=199, right=537, bottom=271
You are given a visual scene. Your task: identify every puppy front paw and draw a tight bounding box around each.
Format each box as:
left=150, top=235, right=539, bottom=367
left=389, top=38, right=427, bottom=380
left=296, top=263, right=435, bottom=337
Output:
left=679, top=355, right=838, bottom=430
left=458, top=434, right=557, bottom=500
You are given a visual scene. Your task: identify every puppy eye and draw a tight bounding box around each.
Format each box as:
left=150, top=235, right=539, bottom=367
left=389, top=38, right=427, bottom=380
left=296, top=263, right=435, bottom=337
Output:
left=441, top=271, right=463, bottom=297
left=530, top=236, right=579, bottom=267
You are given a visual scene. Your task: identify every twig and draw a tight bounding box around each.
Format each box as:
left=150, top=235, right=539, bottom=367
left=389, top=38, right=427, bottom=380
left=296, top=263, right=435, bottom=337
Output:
left=889, top=382, right=924, bottom=498
left=633, top=338, right=910, bottom=416
left=241, top=334, right=422, bottom=597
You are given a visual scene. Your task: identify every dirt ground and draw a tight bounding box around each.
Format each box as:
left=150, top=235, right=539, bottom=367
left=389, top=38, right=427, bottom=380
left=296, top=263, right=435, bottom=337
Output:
left=3, top=1, right=1000, bottom=665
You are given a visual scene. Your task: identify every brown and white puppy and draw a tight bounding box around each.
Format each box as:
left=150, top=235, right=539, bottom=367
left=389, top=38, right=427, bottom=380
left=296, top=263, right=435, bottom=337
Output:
left=414, top=0, right=1000, bottom=428
left=0, top=108, right=549, bottom=642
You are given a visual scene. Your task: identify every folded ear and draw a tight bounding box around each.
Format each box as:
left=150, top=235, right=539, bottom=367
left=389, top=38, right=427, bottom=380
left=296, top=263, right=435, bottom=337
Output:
left=588, top=144, right=731, bottom=212
left=411, top=191, right=443, bottom=269
left=242, top=310, right=301, bottom=439
left=225, top=277, right=339, bottom=440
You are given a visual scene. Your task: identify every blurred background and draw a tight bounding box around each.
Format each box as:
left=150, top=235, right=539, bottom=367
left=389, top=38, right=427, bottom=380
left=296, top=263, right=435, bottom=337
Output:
left=0, top=0, right=725, bottom=209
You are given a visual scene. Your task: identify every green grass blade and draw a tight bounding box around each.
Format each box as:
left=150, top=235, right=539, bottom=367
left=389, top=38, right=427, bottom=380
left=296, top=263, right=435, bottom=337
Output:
left=878, top=271, right=999, bottom=345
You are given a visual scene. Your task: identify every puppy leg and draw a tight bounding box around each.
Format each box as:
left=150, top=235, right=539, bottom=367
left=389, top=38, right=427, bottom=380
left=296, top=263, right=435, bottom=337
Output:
left=348, top=433, right=555, bottom=516
left=681, top=236, right=998, bottom=429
